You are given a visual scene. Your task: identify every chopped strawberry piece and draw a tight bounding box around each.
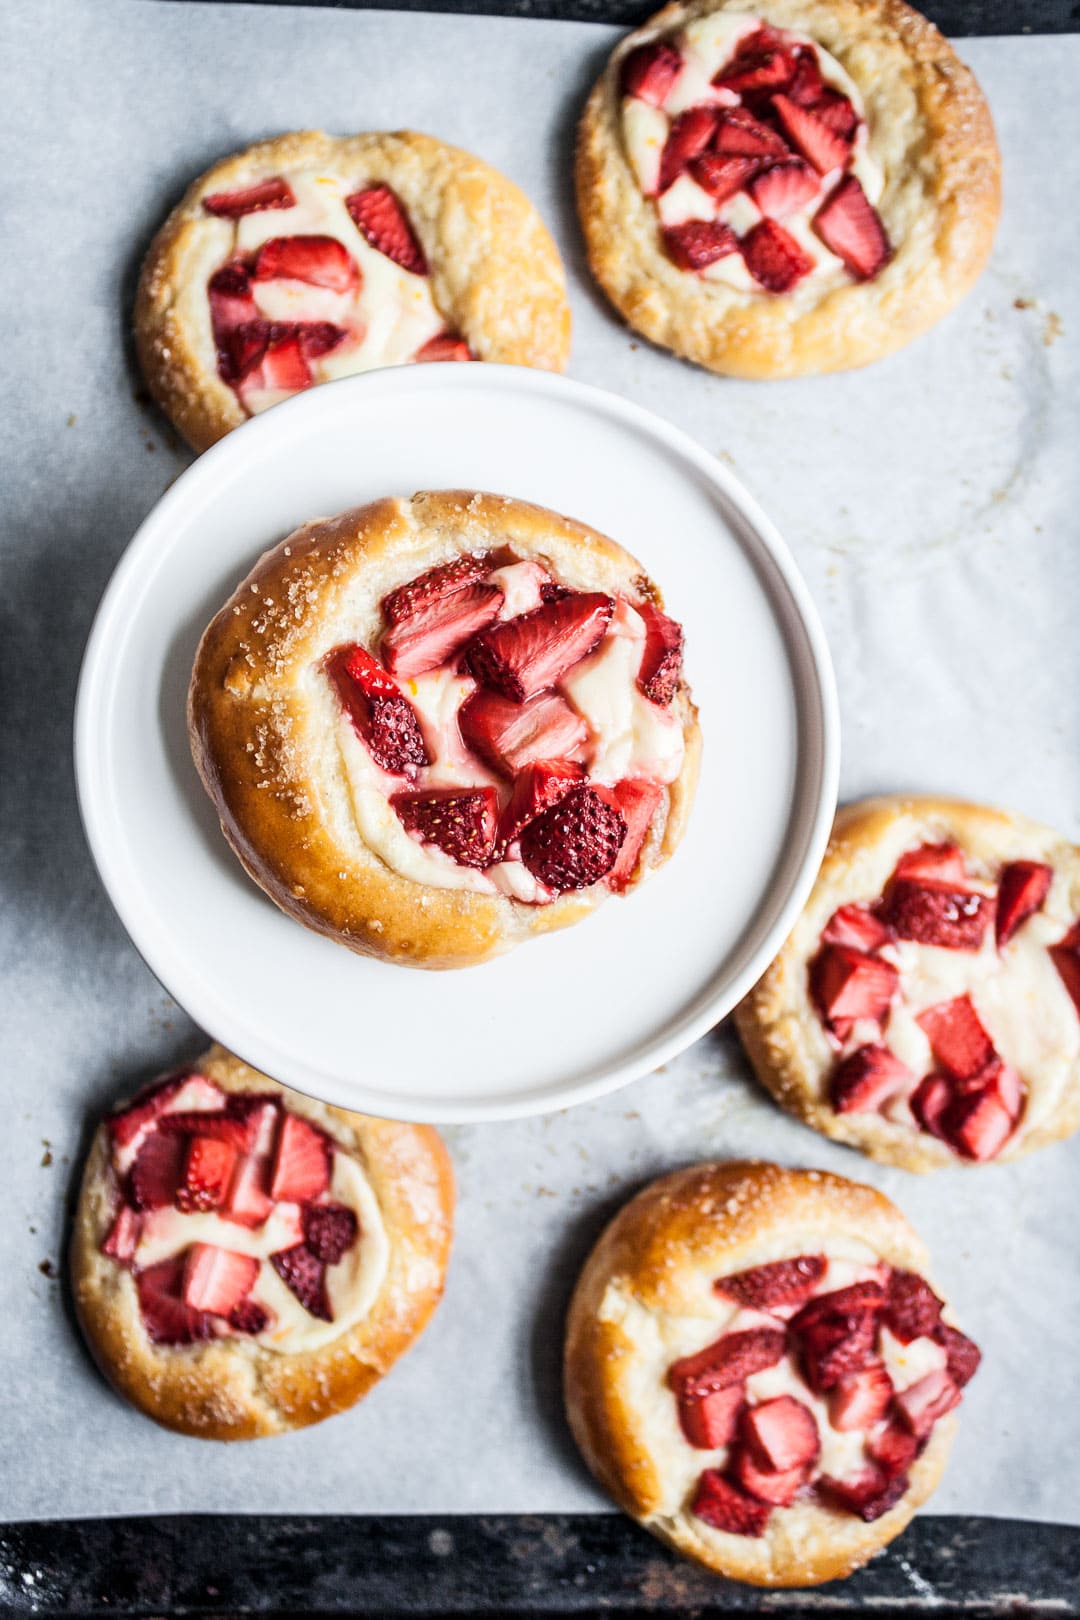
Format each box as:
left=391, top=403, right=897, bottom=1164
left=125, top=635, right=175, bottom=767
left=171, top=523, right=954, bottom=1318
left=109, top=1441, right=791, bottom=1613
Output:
left=941, top=1084, right=1014, bottom=1161
left=136, top=1256, right=217, bottom=1345
left=791, top=1283, right=885, bottom=1393
left=658, top=108, right=720, bottom=193
left=831, top=1044, right=911, bottom=1115
left=102, top=1206, right=139, bottom=1265
left=177, top=1136, right=236, bottom=1214
left=882, top=878, right=991, bottom=950
left=742, top=1396, right=820, bottom=1473
left=867, top=1417, right=919, bottom=1477
left=297, top=321, right=348, bottom=359
left=383, top=556, right=490, bottom=626
left=742, top=218, right=815, bottom=293
left=229, top=1299, right=271, bottom=1336
left=253, top=235, right=359, bottom=294
left=678, top=1383, right=746, bottom=1449
left=894, top=843, right=969, bottom=883
left=884, top=1269, right=945, bottom=1343
left=238, top=331, right=312, bottom=400
left=732, top=1447, right=807, bottom=1507
left=910, top=1074, right=952, bottom=1139
left=810, top=945, right=898, bottom=1029
left=109, top=1073, right=220, bottom=1152
left=662, top=220, right=739, bottom=272
left=669, top=1327, right=786, bottom=1401
left=159, top=1110, right=254, bottom=1151
left=203, top=177, right=296, bottom=218
left=996, top=861, right=1053, bottom=946
left=346, top=185, right=427, bottom=275
left=223, top=1153, right=274, bottom=1230
left=621, top=40, right=683, bottom=106
left=714, top=108, right=791, bottom=159
left=828, top=1360, right=893, bottom=1431
left=1050, top=922, right=1080, bottom=1015
left=460, top=689, right=588, bottom=779
left=814, top=175, right=892, bottom=281
left=519, top=786, right=626, bottom=892
left=465, top=592, right=613, bottom=703
left=270, top=1244, right=332, bottom=1320
left=690, top=1469, right=770, bottom=1537
left=302, top=1202, right=359, bottom=1265
left=393, top=787, right=499, bottom=870
left=815, top=92, right=860, bottom=138
left=225, top=1094, right=282, bottom=1152
left=414, top=331, right=473, bottom=362
left=270, top=1114, right=331, bottom=1204
left=772, top=94, right=851, bottom=174
left=715, top=35, right=794, bottom=95
left=917, top=995, right=996, bottom=1082
left=499, top=761, right=586, bottom=849
left=896, top=1368, right=962, bottom=1438
left=689, top=154, right=762, bottom=205
left=714, top=1255, right=825, bottom=1310
left=219, top=317, right=345, bottom=384
left=602, top=780, right=664, bottom=892
left=939, top=1325, right=982, bottom=1389
left=329, top=644, right=429, bottom=777
left=208, top=261, right=258, bottom=339
left=637, top=602, right=684, bottom=704
left=822, top=903, right=892, bottom=952
left=819, top=1466, right=908, bottom=1522
left=382, top=583, right=503, bottom=678
left=130, top=1131, right=186, bottom=1211
left=749, top=158, right=819, bottom=219
left=785, top=46, right=827, bottom=106
left=183, top=1244, right=259, bottom=1317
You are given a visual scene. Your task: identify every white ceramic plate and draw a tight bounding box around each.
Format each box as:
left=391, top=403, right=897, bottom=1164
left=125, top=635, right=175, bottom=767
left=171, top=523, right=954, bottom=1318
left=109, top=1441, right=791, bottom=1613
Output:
left=76, top=365, right=837, bottom=1122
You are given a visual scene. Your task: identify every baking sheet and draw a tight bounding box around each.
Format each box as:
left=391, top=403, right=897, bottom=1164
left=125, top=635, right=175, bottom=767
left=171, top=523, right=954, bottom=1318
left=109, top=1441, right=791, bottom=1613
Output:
left=2, top=0, right=1078, bottom=1523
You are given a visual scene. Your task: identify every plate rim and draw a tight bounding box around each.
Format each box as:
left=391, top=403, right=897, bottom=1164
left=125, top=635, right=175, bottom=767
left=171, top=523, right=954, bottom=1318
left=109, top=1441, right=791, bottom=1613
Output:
left=74, top=363, right=839, bottom=1122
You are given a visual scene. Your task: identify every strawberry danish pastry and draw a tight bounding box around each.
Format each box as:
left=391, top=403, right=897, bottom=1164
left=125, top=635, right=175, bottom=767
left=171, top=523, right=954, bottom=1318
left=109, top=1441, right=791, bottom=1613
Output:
left=736, top=797, right=1080, bottom=1171
left=71, top=1045, right=454, bottom=1439
left=576, top=0, right=1000, bottom=376
left=189, top=491, right=700, bottom=970
left=135, top=130, right=571, bottom=451
left=565, top=1161, right=981, bottom=1586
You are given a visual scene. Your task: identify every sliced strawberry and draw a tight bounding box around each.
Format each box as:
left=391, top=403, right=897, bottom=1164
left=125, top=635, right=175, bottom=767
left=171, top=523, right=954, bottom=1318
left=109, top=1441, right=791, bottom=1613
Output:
left=225, top=1094, right=282, bottom=1153
left=414, top=331, right=472, bottom=362
left=714, top=108, right=791, bottom=159
left=183, top=1244, right=259, bottom=1317
left=102, top=1206, right=139, bottom=1265
left=464, top=593, right=613, bottom=703
left=208, top=262, right=259, bottom=339
left=297, top=321, right=348, bottom=360
left=996, top=861, right=1052, bottom=946
left=791, top=1283, right=885, bottom=1393
left=460, top=689, right=588, bottom=779
left=302, top=1202, right=359, bottom=1265
left=828, top=1360, right=893, bottom=1432
left=109, top=1073, right=220, bottom=1152
left=136, top=1256, right=216, bottom=1346
left=772, top=95, right=851, bottom=174
left=239, top=332, right=312, bottom=400
left=328, top=643, right=429, bottom=777
left=203, top=177, right=296, bottom=218
left=383, top=556, right=490, bottom=626
left=742, top=218, right=815, bottom=293
left=159, top=1111, right=254, bottom=1151
left=810, top=945, right=898, bottom=1029
left=176, top=1136, right=236, bottom=1214
left=392, top=787, right=499, bottom=870
left=732, top=1447, right=807, bottom=1507
left=130, top=1130, right=186, bottom=1211
left=499, top=761, right=586, bottom=849
left=622, top=40, right=683, bottom=106
left=229, top=1299, right=271, bottom=1336
left=637, top=602, right=684, bottom=705
left=939, top=1325, right=982, bottom=1389
left=1050, top=922, right=1080, bottom=1015
left=662, top=220, right=739, bottom=272
left=785, top=46, right=827, bottom=106
left=602, top=780, right=664, bottom=892
left=815, top=92, right=860, bottom=138
left=715, top=34, right=794, bottom=95
left=941, top=1084, right=1014, bottom=1161
left=895, top=1368, right=961, bottom=1439
left=749, top=159, right=819, bottom=219
left=678, top=1384, right=746, bottom=1449
left=742, top=1396, right=820, bottom=1473
left=669, top=1327, right=786, bottom=1401
left=910, top=1073, right=952, bottom=1140
left=883, top=1270, right=944, bottom=1345
left=916, top=995, right=994, bottom=1081
left=894, top=843, right=969, bottom=883
left=345, top=185, right=427, bottom=275
left=223, top=1153, right=274, bottom=1230
left=519, top=786, right=626, bottom=892
left=814, top=175, right=892, bottom=280
left=253, top=235, right=359, bottom=294
left=867, top=1417, right=919, bottom=1477
left=715, top=1255, right=825, bottom=1310
left=382, top=583, right=503, bottom=678
left=690, top=1469, right=770, bottom=1537
left=270, top=1244, right=331, bottom=1321
left=269, top=1114, right=331, bottom=1204
left=658, top=107, right=720, bottom=193
left=819, top=1466, right=908, bottom=1522
left=831, top=1044, right=911, bottom=1114
left=822, top=903, right=892, bottom=953
left=689, top=153, right=763, bottom=205
left=882, top=878, right=992, bottom=950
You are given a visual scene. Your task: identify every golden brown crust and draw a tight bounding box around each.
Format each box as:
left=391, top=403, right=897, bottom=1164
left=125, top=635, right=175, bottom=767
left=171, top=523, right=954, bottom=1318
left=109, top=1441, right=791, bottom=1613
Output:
left=71, top=1045, right=455, bottom=1439
left=135, top=129, right=571, bottom=451
left=735, top=795, right=1080, bottom=1171
left=564, top=1161, right=955, bottom=1586
left=188, top=490, right=702, bottom=970
left=576, top=0, right=1001, bottom=376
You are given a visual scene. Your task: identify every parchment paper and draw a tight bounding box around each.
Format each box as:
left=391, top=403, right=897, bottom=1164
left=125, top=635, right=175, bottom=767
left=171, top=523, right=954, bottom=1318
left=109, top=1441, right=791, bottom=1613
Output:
left=1, top=0, right=1078, bottom=1524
